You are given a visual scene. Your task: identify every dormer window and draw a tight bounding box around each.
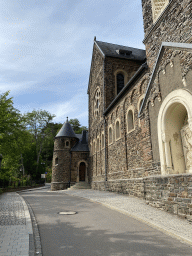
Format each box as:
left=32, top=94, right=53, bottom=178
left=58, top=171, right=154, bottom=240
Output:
left=152, top=0, right=169, bottom=22
left=116, top=49, right=132, bottom=56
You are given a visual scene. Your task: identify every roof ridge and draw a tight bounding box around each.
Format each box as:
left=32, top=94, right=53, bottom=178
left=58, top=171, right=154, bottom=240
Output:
left=96, top=40, right=145, bottom=51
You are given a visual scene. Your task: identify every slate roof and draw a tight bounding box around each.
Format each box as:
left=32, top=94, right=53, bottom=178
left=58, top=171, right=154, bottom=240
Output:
left=71, top=131, right=89, bottom=152
left=55, top=118, right=77, bottom=138
left=96, top=40, right=146, bottom=61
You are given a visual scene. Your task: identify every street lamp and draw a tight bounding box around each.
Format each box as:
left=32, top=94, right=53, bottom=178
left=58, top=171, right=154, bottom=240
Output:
left=0, top=154, right=3, bottom=170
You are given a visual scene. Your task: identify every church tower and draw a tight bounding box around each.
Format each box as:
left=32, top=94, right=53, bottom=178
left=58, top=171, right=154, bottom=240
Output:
left=142, top=0, right=192, bottom=69
left=51, top=118, right=78, bottom=191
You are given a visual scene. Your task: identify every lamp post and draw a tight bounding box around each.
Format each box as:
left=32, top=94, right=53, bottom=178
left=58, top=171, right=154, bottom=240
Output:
left=0, top=154, right=3, bottom=170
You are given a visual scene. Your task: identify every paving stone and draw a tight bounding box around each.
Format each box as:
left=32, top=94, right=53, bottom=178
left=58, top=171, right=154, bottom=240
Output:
left=0, top=192, right=33, bottom=256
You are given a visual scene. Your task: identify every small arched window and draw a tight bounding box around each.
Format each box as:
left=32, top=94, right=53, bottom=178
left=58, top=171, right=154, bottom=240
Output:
left=55, top=157, right=58, bottom=165
left=117, top=73, right=124, bottom=94
left=66, top=141, right=69, bottom=147
left=109, top=127, right=113, bottom=144
left=97, top=138, right=99, bottom=152
left=128, top=110, right=134, bottom=132
left=116, top=121, right=120, bottom=140
left=101, top=133, right=104, bottom=148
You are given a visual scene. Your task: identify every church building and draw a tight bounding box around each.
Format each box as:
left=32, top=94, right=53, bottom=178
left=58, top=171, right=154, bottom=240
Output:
left=52, top=0, right=192, bottom=220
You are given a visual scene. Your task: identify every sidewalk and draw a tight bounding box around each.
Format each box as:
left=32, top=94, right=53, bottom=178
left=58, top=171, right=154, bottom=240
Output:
left=0, top=192, right=34, bottom=256
left=63, top=189, right=192, bottom=246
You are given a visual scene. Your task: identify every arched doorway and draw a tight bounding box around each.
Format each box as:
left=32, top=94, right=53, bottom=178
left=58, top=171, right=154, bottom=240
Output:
left=158, top=89, right=192, bottom=175
left=79, top=162, right=86, bottom=181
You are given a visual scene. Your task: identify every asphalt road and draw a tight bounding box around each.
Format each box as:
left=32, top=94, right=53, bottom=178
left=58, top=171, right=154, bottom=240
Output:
left=21, top=188, right=192, bottom=256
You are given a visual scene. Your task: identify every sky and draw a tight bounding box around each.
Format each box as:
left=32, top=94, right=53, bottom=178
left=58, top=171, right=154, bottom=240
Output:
left=0, top=0, right=145, bottom=127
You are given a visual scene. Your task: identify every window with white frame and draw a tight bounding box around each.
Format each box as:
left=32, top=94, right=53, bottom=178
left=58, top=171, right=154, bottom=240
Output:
left=97, top=138, right=99, bottom=152
left=109, top=127, right=113, bottom=144
left=101, top=133, right=104, bottom=148
left=128, top=109, right=134, bottom=132
left=116, top=120, right=120, bottom=140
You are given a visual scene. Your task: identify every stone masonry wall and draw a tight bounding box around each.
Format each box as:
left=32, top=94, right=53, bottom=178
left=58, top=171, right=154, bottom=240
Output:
left=142, top=0, right=192, bottom=70
left=92, top=174, right=192, bottom=221
left=51, top=137, right=78, bottom=190
left=71, top=151, right=89, bottom=183
left=144, top=173, right=192, bottom=222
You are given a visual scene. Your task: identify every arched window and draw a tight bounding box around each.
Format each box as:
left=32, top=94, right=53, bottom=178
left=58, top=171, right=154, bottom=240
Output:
left=117, top=73, right=124, bottom=94
left=116, top=121, right=120, bottom=140
left=55, top=157, right=58, bottom=165
left=109, top=127, right=113, bottom=144
left=138, top=96, right=144, bottom=127
left=97, top=138, right=99, bottom=152
left=101, top=133, right=104, bottom=148
left=94, top=88, right=101, bottom=117
left=66, top=141, right=70, bottom=147
left=128, top=110, right=134, bottom=132
left=151, top=0, right=169, bottom=22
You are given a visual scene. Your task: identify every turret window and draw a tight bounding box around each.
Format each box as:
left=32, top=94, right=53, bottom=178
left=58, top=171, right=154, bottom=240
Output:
left=66, top=141, right=70, bottom=147
left=55, top=157, right=58, bottom=165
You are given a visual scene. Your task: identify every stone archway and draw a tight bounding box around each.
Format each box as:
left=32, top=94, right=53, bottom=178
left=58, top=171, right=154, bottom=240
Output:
left=158, top=89, right=192, bottom=175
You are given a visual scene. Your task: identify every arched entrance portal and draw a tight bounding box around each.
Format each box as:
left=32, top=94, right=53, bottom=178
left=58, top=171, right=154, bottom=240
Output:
left=158, top=89, right=192, bottom=175
left=79, top=162, right=86, bottom=181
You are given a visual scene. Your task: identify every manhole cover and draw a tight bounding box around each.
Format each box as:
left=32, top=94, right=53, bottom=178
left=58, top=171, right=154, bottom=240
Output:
left=58, top=211, right=77, bottom=215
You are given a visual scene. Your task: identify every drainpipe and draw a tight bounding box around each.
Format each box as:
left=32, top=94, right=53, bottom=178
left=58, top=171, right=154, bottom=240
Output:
left=123, top=100, right=128, bottom=170
left=103, top=57, right=108, bottom=185
left=69, top=151, right=72, bottom=188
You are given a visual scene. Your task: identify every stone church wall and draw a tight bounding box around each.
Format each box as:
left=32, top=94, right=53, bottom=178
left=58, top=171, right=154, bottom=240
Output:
left=70, top=152, right=89, bottom=183
left=144, top=173, right=192, bottom=221
left=142, top=0, right=192, bottom=70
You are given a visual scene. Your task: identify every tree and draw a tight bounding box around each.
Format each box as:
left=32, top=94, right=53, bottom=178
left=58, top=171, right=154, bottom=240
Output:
left=23, top=110, right=56, bottom=174
left=69, top=118, right=87, bottom=134
left=0, top=91, right=26, bottom=178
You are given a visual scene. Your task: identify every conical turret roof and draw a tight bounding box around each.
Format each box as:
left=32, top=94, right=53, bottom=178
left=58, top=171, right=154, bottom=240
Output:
left=55, top=117, right=77, bottom=138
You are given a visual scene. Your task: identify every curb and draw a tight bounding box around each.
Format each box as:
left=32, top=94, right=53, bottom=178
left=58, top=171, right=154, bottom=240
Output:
left=20, top=195, right=43, bottom=256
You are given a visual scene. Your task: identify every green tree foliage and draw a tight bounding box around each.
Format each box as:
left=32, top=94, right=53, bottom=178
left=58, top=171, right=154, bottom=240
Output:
left=23, top=110, right=56, bottom=177
left=69, top=118, right=88, bottom=134
left=0, top=92, right=33, bottom=182
left=0, top=91, right=88, bottom=184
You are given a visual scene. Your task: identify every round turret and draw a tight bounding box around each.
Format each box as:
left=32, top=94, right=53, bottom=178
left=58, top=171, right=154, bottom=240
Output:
left=51, top=117, right=78, bottom=191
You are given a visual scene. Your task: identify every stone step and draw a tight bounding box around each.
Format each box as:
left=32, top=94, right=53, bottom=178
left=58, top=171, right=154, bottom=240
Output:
left=68, top=182, right=91, bottom=190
